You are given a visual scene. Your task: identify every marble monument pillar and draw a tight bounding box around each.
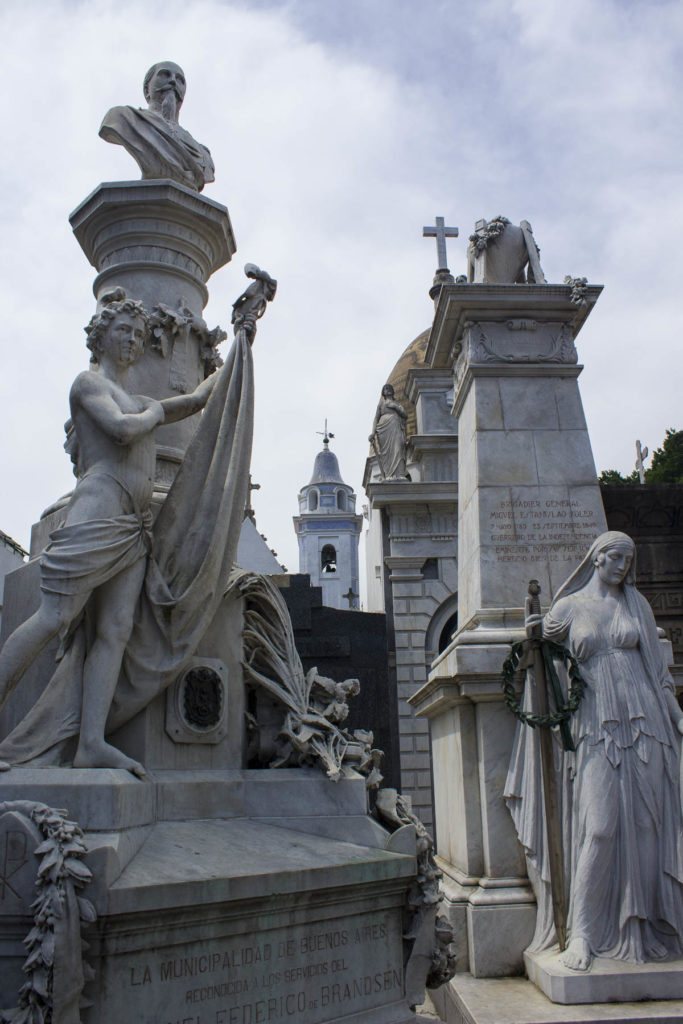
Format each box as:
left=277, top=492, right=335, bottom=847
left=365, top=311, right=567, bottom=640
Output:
left=410, top=230, right=607, bottom=981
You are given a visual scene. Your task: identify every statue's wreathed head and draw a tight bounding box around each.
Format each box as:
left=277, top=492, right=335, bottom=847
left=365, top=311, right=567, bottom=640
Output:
left=85, top=289, right=150, bottom=364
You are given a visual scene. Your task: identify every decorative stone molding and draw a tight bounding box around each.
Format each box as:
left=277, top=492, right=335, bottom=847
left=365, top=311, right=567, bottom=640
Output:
left=466, top=322, right=577, bottom=366
left=70, top=180, right=236, bottom=312
left=165, top=657, right=229, bottom=744
left=150, top=301, right=227, bottom=389
left=563, top=274, right=588, bottom=307
left=507, top=318, right=538, bottom=332
left=373, top=789, right=457, bottom=1004
left=426, top=283, right=603, bottom=371
left=383, top=556, right=427, bottom=581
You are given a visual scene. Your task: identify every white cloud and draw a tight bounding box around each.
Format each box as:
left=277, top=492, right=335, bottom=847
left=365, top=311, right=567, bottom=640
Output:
left=0, top=0, right=681, bottom=589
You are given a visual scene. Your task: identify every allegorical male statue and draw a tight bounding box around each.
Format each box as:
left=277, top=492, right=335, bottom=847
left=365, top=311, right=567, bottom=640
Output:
left=0, top=268, right=276, bottom=776
left=99, top=61, right=215, bottom=192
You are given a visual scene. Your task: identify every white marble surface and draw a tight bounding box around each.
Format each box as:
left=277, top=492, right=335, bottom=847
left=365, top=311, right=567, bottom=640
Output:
left=525, top=950, right=683, bottom=1006
left=0, top=769, right=421, bottom=1024
left=432, top=972, right=683, bottom=1023
left=468, top=900, right=536, bottom=978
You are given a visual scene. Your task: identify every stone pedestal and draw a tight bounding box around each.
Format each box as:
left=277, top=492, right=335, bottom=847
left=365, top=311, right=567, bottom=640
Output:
left=431, top=972, right=683, bottom=1023
left=0, top=556, right=247, bottom=772
left=70, top=179, right=236, bottom=490
left=411, top=281, right=606, bottom=979
left=411, top=655, right=536, bottom=978
left=0, top=770, right=419, bottom=1024
left=70, top=179, right=235, bottom=314
left=525, top=950, right=683, bottom=1005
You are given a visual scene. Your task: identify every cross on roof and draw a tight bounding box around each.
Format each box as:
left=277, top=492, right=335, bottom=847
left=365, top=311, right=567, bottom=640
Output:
left=423, top=216, right=459, bottom=271
left=244, top=473, right=261, bottom=522
left=316, top=419, right=335, bottom=448
left=343, top=586, right=358, bottom=609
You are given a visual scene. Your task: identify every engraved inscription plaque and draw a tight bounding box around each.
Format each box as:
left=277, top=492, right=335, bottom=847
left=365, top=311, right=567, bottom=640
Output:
left=97, top=909, right=406, bottom=1024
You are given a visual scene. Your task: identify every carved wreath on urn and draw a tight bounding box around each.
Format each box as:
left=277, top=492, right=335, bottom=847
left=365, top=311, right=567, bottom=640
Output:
left=149, top=301, right=227, bottom=389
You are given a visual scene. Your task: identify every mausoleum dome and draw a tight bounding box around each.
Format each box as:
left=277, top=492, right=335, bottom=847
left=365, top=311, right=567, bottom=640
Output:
left=309, top=447, right=343, bottom=485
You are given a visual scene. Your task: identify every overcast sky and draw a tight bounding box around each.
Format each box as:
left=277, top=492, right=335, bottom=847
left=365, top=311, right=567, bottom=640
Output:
left=1, top=0, right=682, bottom=595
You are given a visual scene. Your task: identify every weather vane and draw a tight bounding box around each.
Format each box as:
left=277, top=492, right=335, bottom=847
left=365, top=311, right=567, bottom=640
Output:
left=317, top=419, right=335, bottom=448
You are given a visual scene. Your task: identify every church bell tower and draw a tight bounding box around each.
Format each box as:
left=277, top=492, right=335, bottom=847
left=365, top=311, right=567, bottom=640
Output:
left=293, top=426, right=363, bottom=609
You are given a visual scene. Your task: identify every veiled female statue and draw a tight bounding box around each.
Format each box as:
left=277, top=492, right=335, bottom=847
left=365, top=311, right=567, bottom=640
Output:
left=369, top=384, right=408, bottom=480
left=505, top=531, right=683, bottom=971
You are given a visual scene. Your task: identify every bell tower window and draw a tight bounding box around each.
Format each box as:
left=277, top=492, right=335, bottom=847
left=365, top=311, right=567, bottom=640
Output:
left=321, top=544, right=337, bottom=573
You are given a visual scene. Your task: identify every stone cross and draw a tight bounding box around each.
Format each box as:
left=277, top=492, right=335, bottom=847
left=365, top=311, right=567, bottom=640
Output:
left=343, top=587, right=358, bottom=609
left=317, top=419, right=335, bottom=448
left=635, top=439, right=649, bottom=485
left=245, top=474, right=261, bottom=522
left=423, top=216, right=459, bottom=271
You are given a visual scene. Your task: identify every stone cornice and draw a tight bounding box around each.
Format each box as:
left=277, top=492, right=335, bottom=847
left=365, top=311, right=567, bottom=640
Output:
left=426, top=283, right=603, bottom=369
left=405, top=366, right=454, bottom=404
left=410, top=434, right=459, bottom=452
left=366, top=481, right=457, bottom=508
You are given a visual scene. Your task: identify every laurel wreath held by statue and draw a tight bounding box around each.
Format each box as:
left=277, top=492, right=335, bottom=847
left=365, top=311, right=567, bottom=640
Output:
left=501, top=638, right=586, bottom=733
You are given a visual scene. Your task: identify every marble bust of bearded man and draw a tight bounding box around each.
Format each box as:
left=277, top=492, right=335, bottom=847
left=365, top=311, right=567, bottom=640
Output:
left=99, top=61, right=215, bottom=193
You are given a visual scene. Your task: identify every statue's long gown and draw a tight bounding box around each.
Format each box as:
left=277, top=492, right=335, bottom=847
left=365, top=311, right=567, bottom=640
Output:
left=0, top=326, right=253, bottom=764
left=505, top=588, right=683, bottom=962
left=374, top=400, right=406, bottom=479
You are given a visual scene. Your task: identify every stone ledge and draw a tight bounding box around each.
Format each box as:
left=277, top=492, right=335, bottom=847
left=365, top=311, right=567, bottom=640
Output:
left=525, top=949, right=683, bottom=1006
left=104, top=817, right=415, bottom=916
left=0, top=767, right=370, bottom=831
left=432, top=971, right=683, bottom=1023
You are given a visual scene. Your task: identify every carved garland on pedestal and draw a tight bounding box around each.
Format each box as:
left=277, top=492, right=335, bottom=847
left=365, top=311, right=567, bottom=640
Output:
left=0, top=802, right=94, bottom=1024
left=373, top=790, right=457, bottom=995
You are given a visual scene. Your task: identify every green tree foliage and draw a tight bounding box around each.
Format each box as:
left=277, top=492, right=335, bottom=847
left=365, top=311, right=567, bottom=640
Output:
left=599, top=429, right=682, bottom=484
left=599, top=468, right=639, bottom=485
left=646, top=429, right=683, bottom=483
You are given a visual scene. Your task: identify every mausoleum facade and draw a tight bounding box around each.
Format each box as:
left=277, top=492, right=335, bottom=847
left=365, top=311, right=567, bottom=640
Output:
left=364, top=329, right=459, bottom=833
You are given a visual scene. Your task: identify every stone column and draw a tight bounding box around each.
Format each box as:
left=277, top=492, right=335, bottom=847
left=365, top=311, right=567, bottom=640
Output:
left=70, top=179, right=236, bottom=490
left=410, top=282, right=606, bottom=977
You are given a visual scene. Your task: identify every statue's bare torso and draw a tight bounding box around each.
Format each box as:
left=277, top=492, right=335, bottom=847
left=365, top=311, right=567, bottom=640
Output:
left=68, top=370, right=157, bottom=524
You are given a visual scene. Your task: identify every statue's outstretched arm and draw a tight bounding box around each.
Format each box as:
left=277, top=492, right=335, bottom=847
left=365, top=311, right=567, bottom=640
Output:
left=161, top=372, right=217, bottom=423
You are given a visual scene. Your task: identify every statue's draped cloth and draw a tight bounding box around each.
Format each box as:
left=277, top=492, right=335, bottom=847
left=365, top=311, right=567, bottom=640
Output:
left=99, top=106, right=215, bottom=191
left=0, top=328, right=253, bottom=764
